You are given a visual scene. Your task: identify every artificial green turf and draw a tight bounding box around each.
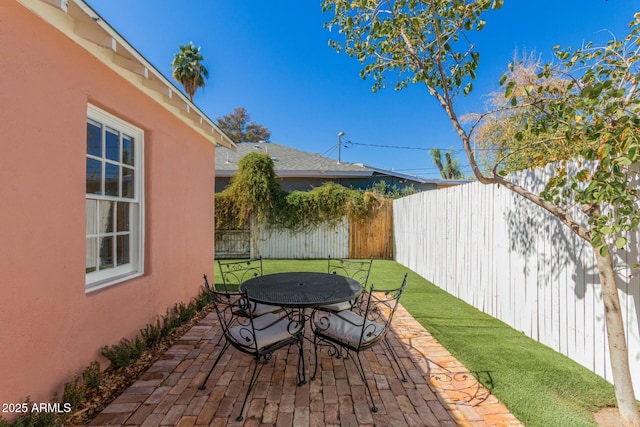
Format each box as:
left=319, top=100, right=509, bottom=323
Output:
left=217, top=259, right=619, bottom=426
left=374, top=260, right=617, bottom=427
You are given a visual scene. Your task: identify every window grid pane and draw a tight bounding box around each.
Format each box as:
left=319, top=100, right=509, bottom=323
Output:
left=104, top=163, right=119, bottom=197
left=98, top=201, right=114, bottom=234
left=86, top=200, right=98, bottom=235
left=122, top=166, right=134, bottom=198
left=105, top=128, right=119, bottom=162
left=117, top=203, right=130, bottom=232
left=86, top=159, right=102, bottom=195
left=87, top=120, right=102, bottom=157
left=122, top=135, right=134, bottom=166
left=99, top=235, right=114, bottom=270
left=86, top=237, right=97, bottom=273
left=116, top=235, right=130, bottom=266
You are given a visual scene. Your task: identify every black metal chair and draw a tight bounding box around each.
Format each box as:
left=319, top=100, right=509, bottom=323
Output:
left=217, top=257, right=281, bottom=316
left=200, top=285, right=304, bottom=422
left=311, top=274, right=408, bottom=412
left=323, top=256, right=373, bottom=312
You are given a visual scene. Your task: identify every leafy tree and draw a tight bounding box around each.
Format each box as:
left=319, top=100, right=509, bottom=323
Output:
left=215, top=152, right=283, bottom=229
left=430, top=148, right=464, bottom=179
left=171, top=42, right=209, bottom=101
left=464, top=54, right=572, bottom=174
left=216, top=107, right=272, bottom=144
left=321, top=1, right=640, bottom=423
left=370, top=180, right=419, bottom=198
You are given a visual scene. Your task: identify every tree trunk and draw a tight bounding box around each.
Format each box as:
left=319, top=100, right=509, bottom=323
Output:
left=594, top=248, right=640, bottom=426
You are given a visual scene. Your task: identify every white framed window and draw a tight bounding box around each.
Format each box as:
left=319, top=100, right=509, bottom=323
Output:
left=86, top=105, right=144, bottom=291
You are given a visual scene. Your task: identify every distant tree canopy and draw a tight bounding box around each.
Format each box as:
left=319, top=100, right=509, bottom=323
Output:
left=171, top=42, right=208, bottom=101
left=216, top=107, right=272, bottom=144
left=464, top=55, right=573, bottom=175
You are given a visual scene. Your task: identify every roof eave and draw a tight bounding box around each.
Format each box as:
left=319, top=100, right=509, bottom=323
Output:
left=19, top=0, right=236, bottom=150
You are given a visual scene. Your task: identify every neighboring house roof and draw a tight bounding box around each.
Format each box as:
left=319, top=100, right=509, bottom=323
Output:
left=20, top=0, right=235, bottom=149
left=216, top=142, right=470, bottom=186
left=216, top=142, right=372, bottom=178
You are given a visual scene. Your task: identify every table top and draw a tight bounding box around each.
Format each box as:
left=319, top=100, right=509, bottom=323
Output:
left=239, top=272, right=362, bottom=308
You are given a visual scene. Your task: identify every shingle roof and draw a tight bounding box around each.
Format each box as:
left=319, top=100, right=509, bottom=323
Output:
left=216, top=142, right=372, bottom=178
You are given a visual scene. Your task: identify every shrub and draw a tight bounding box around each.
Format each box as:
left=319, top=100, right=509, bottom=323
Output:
left=194, top=286, right=210, bottom=311
left=82, top=361, right=102, bottom=389
left=160, top=309, right=176, bottom=338
left=175, top=302, right=196, bottom=324
left=140, top=320, right=163, bottom=348
left=100, top=336, right=145, bottom=369
left=62, top=376, right=85, bottom=412
left=10, top=412, right=59, bottom=427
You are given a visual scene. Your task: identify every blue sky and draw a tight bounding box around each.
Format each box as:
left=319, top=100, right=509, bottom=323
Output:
left=86, top=1, right=637, bottom=179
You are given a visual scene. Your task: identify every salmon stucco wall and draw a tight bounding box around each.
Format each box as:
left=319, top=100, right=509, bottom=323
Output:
left=0, top=2, right=215, bottom=409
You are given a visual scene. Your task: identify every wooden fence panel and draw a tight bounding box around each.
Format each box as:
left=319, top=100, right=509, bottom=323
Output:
left=349, top=199, right=393, bottom=259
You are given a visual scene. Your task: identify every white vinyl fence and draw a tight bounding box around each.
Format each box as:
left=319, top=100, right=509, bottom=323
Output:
left=251, top=218, right=349, bottom=259
left=394, top=169, right=640, bottom=394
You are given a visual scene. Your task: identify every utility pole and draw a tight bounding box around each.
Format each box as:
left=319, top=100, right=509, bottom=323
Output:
left=337, top=132, right=345, bottom=164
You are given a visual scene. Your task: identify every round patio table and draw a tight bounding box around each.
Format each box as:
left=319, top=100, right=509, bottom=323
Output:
left=240, top=272, right=362, bottom=386
left=239, top=272, right=362, bottom=309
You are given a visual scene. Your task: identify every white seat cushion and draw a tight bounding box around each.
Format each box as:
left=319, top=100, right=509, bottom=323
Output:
left=229, top=313, right=302, bottom=351
left=250, top=301, right=281, bottom=316
left=314, top=310, right=384, bottom=347
left=251, top=312, right=281, bottom=329
left=320, top=300, right=352, bottom=312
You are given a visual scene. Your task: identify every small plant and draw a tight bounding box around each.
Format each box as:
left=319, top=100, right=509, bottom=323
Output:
left=100, top=342, right=131, bottom=369
left=140, top=320, right=163, bottom=348
left=62, top=376, right=85, bottom=412
left=195, top=286, right=210, bottom=311
left=175, top=302, right=196, bottom=324
left=11, top=412, right=59, bottom=427
left=100, top=336, right=145, bottom=369
left=161, top=308, right=179, bottom=337
left=82, top=361, right=102, bottom=389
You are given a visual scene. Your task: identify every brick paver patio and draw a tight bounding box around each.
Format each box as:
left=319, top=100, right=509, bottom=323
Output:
left=90, top=305, right=522, bottom=426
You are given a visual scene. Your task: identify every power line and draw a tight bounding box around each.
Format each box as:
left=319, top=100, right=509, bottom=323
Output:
left=320, top=144, right=339, bottom=158
left=397, top=166, right=473, bottom=172
left=345, top=141, right=505, bottom=153
left=347, top=141, right=433, bottom=151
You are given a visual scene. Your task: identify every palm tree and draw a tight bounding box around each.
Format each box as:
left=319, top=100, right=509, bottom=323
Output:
left=430, top=148, right=464, bottom=179
left=171, top=42, right=209, bottom=101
